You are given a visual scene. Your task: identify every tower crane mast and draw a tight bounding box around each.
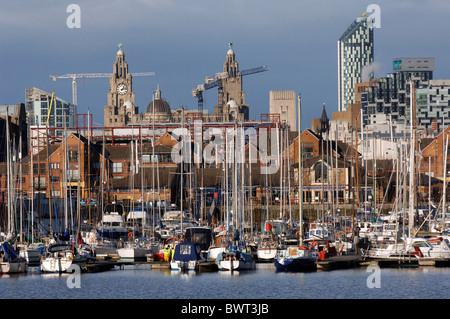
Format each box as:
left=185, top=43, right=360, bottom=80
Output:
left=50, top=72, right=155, bottom=106
left=192, top=66, right=268, bottom=114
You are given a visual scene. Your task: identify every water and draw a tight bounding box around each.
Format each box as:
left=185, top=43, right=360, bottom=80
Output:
left=2, top=263, right=449, bottom=300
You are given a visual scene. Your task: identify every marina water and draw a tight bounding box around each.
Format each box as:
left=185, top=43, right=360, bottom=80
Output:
left=2, top=263, right=449, bottom=299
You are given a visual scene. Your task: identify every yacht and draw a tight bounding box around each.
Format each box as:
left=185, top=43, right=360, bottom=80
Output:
left=97, top=203, right=129, bottom=240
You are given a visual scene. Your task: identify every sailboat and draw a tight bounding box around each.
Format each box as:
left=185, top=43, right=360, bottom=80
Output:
left=274, top=245, right=317, bottom=272
left=256, top=225, right=279, bottom=261
left=117, top=136, right=152, bottom=261
left=0, top=241, right=28, bottom=274
left=0, top=108, right=28, bottom=274
left=274, top=93, right=318, bottom=272
left=40, top=242, right=73, bottom=273
left=215, top=245, right=256, bottom=271
left=215, top=125, right=255, bottom=271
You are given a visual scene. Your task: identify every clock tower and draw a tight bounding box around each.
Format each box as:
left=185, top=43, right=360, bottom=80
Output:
left=104, top=44, right=140, bottom=127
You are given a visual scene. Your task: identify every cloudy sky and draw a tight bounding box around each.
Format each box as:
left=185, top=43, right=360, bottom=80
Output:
left=2, top=0, right=450, bottom=129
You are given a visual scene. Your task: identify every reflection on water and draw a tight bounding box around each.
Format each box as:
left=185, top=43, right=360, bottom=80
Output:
left=1, top=263, right=450, bottom=299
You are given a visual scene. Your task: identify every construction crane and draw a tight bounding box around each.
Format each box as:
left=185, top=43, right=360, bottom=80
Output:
left=50, top=72, right=155, bottom=106
left=192, top=66, right=268, bottom=114
left=192, top=66, right=269, bottom=113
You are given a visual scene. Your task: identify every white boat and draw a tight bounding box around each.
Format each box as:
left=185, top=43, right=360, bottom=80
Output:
left=156, top=210, right=197, bottom=239
left=307, top=222, right=336, bottom=241
left=0, top=259, right=28, bottom=274
left=406, top=236, right=450, bottom=259
left=215, top=247, right=255, bottom=271
left=94, top=240, right=119, bottom=257
left=0, top=241, right=28, bottom=274
left=366, top=241, right=405, bottom=259
left=207, top=229, right=228, bottom=260
left=117, top=242, right=153, bottom=261
left=40, top=244, right=74, bottom=273
left=256, top=235, right=278, bottom=261
left=98, top=203, right=130, bottom=240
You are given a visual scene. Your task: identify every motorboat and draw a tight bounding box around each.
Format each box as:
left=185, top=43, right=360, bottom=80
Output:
left=183, top=226, right=213, bottom=257
left=307, top=222, right=336, bottom=242
left=170, top=242, right=205, bottom=271
left=97, top=203, right=129, bottom=240
left=93, top=240, right=119, bottom=258
left=117, top=242, right=153, bottom=261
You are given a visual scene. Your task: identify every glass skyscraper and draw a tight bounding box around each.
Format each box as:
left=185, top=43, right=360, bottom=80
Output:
left=338, top=14, right=374, bottom=112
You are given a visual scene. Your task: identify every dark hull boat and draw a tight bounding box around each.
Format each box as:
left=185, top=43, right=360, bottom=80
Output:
left=274, top=246, right=317, bottom=272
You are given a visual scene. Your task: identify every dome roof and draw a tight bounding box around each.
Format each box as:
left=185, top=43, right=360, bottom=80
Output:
left=146, top=98, right=171, bottom=114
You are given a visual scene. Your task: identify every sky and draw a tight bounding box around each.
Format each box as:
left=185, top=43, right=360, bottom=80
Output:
left=2, top=0, right=450, bottom=129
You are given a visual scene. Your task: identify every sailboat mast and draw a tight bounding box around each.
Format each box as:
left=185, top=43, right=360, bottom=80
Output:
left=298, top=93, right=303, bottom=245
left=180, top=107, right=184, bottom=235
left=408, top=81, right=416, bottom=237
left=6, top=106, right=12, bottom=235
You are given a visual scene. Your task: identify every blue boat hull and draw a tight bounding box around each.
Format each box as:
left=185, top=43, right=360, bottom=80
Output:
left=274, top=257, right=317, bottom=272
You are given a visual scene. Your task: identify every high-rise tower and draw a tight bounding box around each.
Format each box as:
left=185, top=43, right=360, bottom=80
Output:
left=338, top=14, right=374, bottom=112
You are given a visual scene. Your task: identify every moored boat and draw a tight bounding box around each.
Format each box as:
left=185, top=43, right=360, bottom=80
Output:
left=0, top=241, right=28, bottom=274
left=117, top=242, right=153, bottom=261
left=274, top=246, right=317, bottom=272
left=170, top=242, right=205, bottom=271
left=97, top=203, right=129, bottom=240
left=40, top=243, right=74, bottom=273
left=215, top=244, right=255, bottom=271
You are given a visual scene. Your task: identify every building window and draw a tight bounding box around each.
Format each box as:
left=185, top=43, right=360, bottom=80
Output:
left=314, top=162, right=328, bottom=183
left=112, top=162, right=123, bottom=173
left=33, top=177, right=46, bottom=187
left=68, top=169, right=79, bottom=181
left=68, top=151, right=78, bottom=162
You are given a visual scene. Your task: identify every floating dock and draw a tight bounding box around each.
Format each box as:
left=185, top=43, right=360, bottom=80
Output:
left=360, top=257, right=450, bottom=268
left=317, top=255, right=363, bottom=271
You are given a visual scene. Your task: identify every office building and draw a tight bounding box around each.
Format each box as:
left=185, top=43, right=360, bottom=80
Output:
left=269, top=90, right=296, bottom=130
left=360, top=58, right=434, bottom=127
left=25, top=87, right=77, bottom=135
